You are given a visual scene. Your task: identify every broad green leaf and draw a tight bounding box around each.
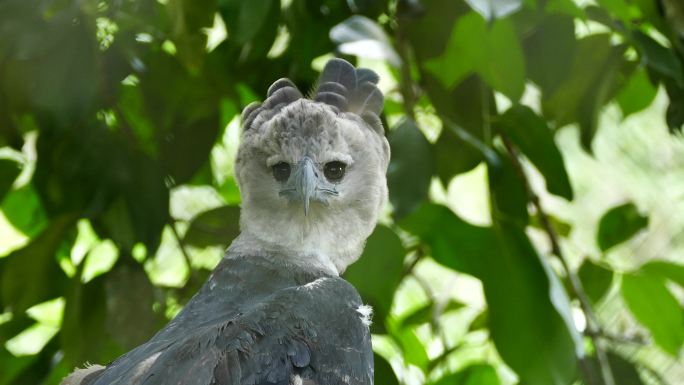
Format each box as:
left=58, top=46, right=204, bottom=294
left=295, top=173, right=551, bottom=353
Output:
left=425, top=13, right=526, bottom=100
left=374, top=353, right=399, bottom=385
left=344, top=225, right=405, bottom=333
left=0, top=215, right=75, bottom=314
left=0, top=158, right=21, bottom=203
left=399, top=302, right=433, bottom=328
left=621, top=273, right=684, bottom=356
left=219, top=0, right=277, bottom=44
left=641, top=260, right=684, bottom=288
left=388, top=321, right=430, bottom=371
left=596, top=203, right=648, bottom=252
left=403, top=204, right=580, bottom=384
left=607, top=352, right=646, bottom=385
left=464, top=0, right=523, bottom=21
left=487, top=151, right=529, bottom=225
left=483, top=18, right=526, bottom=100
left=433, top=127, right=482, bottom=185
left=431, top=363, right=501, bottom=385
left=0, top=183, right=46, bottom=239
left=522, top=14, right=576, bottom=95
left=387, top=119, right=433, bottom=219
left=632, top=31, right=684, bottom=86
left=596, top=0, right=640, bottom=23
left=543, top=35, right=631, bottom=151
left=664, top=78, right=684, bottom=133
left=496, top=105, right=574, bottom=200
left=616, top=67, right=658, bottom=118
left=577, top=259, right=613, bottom=304
left=183, top=205, right=241, bottom=248
left=424, top=13, right=487, bottom=90
left=485, top=223, right=580, bottom=385
left=330, top=15, right=400, bottom=66
left=401, top=204, right=496, bottom=277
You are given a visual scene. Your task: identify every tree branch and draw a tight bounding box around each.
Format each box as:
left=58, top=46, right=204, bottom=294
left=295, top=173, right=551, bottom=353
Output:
left=169, top=219, right=193, bottom=272
left=500, top=134, right=616, bottom=385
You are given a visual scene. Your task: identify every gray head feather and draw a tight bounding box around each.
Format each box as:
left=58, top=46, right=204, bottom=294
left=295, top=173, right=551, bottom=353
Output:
left=233, top=58, right=390, bottom=274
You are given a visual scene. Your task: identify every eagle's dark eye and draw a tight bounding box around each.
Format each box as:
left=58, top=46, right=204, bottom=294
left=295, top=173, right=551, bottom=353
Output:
left=324, top=161, right=346, bottom=182
left=272, top=162, right=291, bottom=182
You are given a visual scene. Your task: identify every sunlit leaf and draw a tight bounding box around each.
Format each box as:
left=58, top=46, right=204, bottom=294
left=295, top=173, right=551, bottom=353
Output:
left=641, top=260, right=684, bottom=288
left=621, top=273, right=684, bottom=356
left=616, top=67, right=658, bottom=118
left=596, top=203, right=648, bottom=252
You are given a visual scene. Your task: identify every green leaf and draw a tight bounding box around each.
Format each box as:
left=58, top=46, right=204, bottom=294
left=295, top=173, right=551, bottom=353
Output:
left=543, top=34, right=630, bottom=151
left=483, top=18, right=526, bottom=100
left=596, top=203, right=648, bottom=252
left=607, top=352, right=646, bottom=385
left=330, top=15, right=400, bottom=66
left=522, top=13, right=577, bottom=96
left=400, top=204, right=496, bottom=277
left=0, top=158, right=21, bottom=203
left=399, top=302, right=436, bottom=328
left=621, top=273, right=684, bottom=356
left=183, top=205, right=241, bottom=248
left=424, top=13, right=488, bottom=90
left=425, top=13, right=526, bottom=100
left=344, top=225, right=405, bottom=333
left=0, top=215, right=75, bottom=314
left=387, top=119, right=433, bottom=219
left=219, top=0, right=278, bottom=44
left=487, top=151, right=529, bottom=225
left=664, top=77, right=684, bottom=133
left=464, top=0, right=523, bottom=21
left=431, top=363, right=501, bottom=385
left=577, top=259, right=614, bottom=304
left=402, top=205, right=580, bottom=384
left=0, top=184, right=48, bottom=242
left=632, top=31, right=684, bottom=86
left=433, top=127, right=483, bottom=185
left=640, top=260, right=684, bottom=288
left=374, top=353, right=399, bottom=385
left=616, top=67, right=658, bottom=118
left=497, top=105, right=573, bottom=200
left=389, top=322, right=430, bottom=371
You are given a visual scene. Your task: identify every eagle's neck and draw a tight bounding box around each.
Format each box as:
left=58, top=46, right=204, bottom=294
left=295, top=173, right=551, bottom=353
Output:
left=226, top=230, right=363, bottom=277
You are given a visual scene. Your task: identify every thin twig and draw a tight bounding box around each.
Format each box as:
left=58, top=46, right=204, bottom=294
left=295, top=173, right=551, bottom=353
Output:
left=500, top=134, right=616, bottom=385
left=169, top=220, right=193, bottom=271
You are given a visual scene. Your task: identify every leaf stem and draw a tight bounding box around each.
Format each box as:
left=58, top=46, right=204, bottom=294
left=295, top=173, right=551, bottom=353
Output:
left=169, top=219, right=193, bottom=272
left=500, top=133, right=616, bottom=385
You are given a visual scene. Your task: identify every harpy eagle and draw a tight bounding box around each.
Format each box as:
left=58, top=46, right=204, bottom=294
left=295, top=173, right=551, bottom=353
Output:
left=62, top=58, right=390, bottom=385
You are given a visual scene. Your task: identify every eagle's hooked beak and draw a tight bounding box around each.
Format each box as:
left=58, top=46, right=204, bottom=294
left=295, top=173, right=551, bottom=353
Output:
left=279, top=156, right=338, bottom=216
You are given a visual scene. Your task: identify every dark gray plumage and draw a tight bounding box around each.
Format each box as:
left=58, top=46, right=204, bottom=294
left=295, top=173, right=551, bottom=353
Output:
left=71, top=256, right=373, bottom=385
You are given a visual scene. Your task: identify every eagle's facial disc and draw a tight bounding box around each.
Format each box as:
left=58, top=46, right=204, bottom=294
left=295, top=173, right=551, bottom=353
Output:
left=232, top=99, right=389, bottom=274
left=278, top=156, right=339, bottom=216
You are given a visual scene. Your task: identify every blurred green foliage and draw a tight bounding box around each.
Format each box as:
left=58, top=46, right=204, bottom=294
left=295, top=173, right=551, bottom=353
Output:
left=0, top=0, right=683, bottom=384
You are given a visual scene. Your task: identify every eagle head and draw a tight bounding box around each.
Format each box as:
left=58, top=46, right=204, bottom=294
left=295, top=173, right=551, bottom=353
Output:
left=232, top=59, right=390, bottom=275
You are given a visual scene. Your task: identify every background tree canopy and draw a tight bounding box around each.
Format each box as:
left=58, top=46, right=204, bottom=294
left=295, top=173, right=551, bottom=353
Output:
left=0, top=0, right=683, bottom=384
